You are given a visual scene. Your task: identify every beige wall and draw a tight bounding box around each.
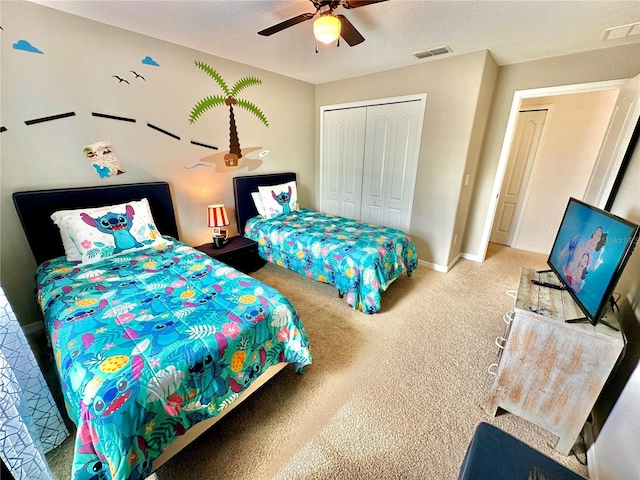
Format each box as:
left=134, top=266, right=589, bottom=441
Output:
left=2, top=0, right=640, bottom=452
left=592, top=117, right=640, bottom=442
left=447, top=54, right=499, bottom=266
left=315, top=50, right=498, bottom=270
left=513, top=90, right=618, bottom=253
left=460, top=43, right=640, bottom=440
left=463, top=43, right=640, bottom=258
left=1, top=1, right=315, bottom=327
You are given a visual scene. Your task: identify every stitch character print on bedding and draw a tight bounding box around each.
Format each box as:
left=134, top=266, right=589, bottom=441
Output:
left=272, top=185, right=293, bottom=214
left=36, top=241, right=312, bottom=480
left=244, top=209, right=418, bottom=313
left=81, top=206, right=143, bottom=254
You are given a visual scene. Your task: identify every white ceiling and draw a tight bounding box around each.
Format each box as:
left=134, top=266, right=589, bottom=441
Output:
left=28, top=0, right=640, bottom=84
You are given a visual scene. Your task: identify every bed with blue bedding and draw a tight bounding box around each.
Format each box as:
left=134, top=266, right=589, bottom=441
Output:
left=233, top=173, right=418, bottom=314
left=13, top=182, right=312, bottom=480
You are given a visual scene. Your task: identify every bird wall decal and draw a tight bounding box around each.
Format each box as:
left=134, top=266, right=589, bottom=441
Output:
left=112, top=75, right=130, bottom=84
left=130, top=70, right=145, bottom=81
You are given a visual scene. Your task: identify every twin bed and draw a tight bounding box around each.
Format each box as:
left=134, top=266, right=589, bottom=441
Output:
left=13, top=173, right=416, bottom=480
left=233, top=172, right=418, bottom=314
left=13, top=182, right=311, bottom=480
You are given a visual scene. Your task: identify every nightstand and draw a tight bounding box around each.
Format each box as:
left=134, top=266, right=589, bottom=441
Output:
left=195, top=236, right=266, bottom=274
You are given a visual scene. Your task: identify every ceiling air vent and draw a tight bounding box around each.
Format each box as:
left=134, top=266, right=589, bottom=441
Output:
left=413, top=46, right=452, bottom=59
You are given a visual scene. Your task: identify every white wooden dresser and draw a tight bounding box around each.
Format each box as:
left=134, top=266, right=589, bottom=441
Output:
left=486, top=268, right=625, bottom=455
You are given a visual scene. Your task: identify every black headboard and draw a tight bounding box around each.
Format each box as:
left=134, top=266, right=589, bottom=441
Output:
left=13, top=182, right=179, bottom=265
left=233, top=172, right=297, bottom=235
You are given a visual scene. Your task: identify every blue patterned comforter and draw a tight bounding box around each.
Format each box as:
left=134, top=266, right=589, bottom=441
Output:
left=35, top=240, right=312, bottom=480
left=244, top=209, right=418, bottom=313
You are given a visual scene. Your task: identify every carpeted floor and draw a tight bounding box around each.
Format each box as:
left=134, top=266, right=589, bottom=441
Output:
left=46, top=244, right=589, bottom=479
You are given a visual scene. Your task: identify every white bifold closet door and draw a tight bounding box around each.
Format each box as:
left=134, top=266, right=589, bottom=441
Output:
left=322, top=107, right=367, bottom=220
left=321, top=99, right=423, bottom=232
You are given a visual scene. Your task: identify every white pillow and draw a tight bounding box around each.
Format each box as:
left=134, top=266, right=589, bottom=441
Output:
left=258, top=181, right=299, bottom=219
left=56, top=198, right=168, bottom=265
left=51, top=205, right=109, bottom=262
left=251, top=192, right=267, bottom=217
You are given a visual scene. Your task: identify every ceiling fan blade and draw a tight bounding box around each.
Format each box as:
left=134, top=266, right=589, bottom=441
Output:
left=336, top=15, right=365, bottom=46
left=258, top=12, right=315, bottom=36
left=343, top=0, right=388, bottom=9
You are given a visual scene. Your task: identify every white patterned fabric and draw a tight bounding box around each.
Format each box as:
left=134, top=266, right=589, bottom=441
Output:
left=0, top=286, right=69, bottom=479
left=54, top=198, right=168, bottom=265
left=258, top=181, right=300, bottom=219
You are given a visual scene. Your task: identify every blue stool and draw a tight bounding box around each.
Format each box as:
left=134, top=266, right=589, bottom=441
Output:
left=458, top=423, right=586, bottom=480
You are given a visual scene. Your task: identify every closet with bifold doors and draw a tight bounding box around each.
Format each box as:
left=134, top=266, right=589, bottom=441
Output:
left=320, top=94, right=426, bottom=232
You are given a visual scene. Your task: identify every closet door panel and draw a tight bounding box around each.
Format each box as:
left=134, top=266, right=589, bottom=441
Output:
left=362, top=204, right=383, bottom=224
left=322, top=108, right=366, bottom=218
left=361, top=105, right=391, bottom=225
left=383, top=102, right=422, bottom=230
left=343, top=117, right=364, bottom=202
left=321, top=96, right=424, bottom=232
left=325, top=115, right=342, bottom=202
left=387, top=208, right=403, bottom=229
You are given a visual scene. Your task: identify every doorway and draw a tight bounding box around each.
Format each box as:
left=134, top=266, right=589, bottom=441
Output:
left=479, top=78, right=639, bottom=260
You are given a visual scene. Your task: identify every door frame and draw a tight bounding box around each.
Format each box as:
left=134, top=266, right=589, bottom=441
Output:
left=475, top=79, right=627, bottom=262
left=319, top=93, right=427, bottom=231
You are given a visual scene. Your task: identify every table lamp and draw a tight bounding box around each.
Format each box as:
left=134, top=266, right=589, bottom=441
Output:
left=207, top=204, right=229, bottom=248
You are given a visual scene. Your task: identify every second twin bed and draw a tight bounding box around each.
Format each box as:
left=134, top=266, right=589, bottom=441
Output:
left=234, top=172, right=418, bottom=314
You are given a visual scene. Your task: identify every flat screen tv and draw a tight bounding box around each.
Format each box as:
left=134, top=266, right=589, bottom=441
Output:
left=546, top=197, right=639, bottom=328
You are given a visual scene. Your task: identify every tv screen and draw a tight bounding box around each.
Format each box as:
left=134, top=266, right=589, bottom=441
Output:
left=547, top=198, right=639, bottom=326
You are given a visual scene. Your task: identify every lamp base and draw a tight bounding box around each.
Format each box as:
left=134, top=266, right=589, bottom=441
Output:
left=212, top=234, right=228, bottom=249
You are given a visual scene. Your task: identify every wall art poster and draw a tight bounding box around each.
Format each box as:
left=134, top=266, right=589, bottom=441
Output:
left=83, top=141, right=125, bottom=178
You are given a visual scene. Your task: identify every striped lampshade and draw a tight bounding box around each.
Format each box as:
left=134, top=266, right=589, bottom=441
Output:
left=207, top=204, right=229, bottom=228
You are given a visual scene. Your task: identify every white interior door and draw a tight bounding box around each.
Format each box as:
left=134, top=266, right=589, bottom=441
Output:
left=321, top=107, right=366, bottom=219
left=360, top=101, right=422, bottom=230
left=584, top=74, right=640, bottom=208
left=490, top=109, right=547, bottom=245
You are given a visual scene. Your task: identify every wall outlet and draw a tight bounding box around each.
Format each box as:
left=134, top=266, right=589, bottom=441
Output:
left=540, top=223, right=548, bottom=231
left=464, top=174, right=470, bottom=186
left=453, top=233, right=458, bottom=244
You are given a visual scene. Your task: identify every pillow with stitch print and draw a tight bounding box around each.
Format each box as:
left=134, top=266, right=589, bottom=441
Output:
left=258, top=181, right=299, bottom=219
left=51, top=205, right=108, bottom=262
left=59, top=198, right=169, bottom=265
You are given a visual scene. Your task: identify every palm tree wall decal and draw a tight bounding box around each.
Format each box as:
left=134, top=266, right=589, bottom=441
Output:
left=189, top=61, right=269, bottom=166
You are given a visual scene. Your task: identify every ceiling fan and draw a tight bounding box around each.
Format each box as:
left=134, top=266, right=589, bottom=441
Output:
left=258, top=0, right=388, bottom=48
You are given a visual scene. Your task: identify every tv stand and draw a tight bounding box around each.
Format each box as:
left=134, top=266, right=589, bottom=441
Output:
left=486, top=268, right=624, bottom=455
left=565, top=316, right=620, bottom=332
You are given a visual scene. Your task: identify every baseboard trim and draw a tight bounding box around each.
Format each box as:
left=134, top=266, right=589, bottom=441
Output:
left=418, top=257, right=452, bottom=273
left=447, top=253, right=461, bottom=271
left=460, top=252, right=483, bottom=263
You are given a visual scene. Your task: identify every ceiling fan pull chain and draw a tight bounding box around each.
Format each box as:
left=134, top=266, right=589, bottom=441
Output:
left=315, top=42, right=319, bottom=53
left=337, top=37, right=340, bottom=47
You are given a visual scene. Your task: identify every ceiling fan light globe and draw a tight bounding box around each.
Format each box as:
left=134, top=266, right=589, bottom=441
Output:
left=313, top=15, right=341, bottom=44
